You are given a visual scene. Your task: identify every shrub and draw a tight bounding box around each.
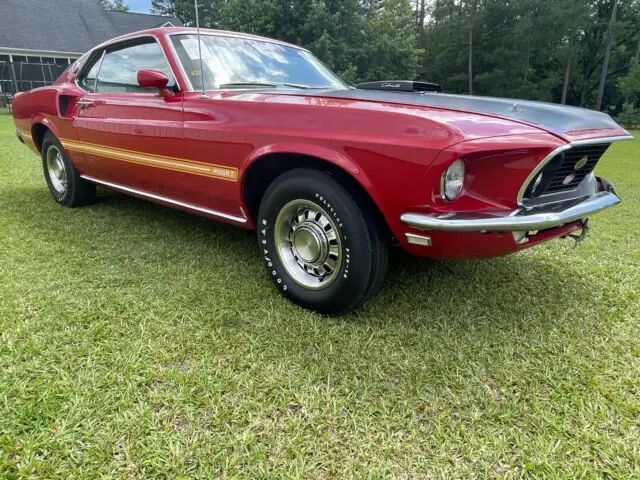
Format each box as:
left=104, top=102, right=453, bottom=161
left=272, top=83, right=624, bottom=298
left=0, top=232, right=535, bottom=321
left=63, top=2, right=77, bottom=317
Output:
left=616, top=102, right=640, bottom=128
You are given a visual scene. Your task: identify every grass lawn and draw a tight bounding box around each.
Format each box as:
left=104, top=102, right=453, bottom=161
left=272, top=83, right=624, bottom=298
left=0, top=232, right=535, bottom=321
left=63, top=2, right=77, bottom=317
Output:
left=0, top=110, right=638, bottom=478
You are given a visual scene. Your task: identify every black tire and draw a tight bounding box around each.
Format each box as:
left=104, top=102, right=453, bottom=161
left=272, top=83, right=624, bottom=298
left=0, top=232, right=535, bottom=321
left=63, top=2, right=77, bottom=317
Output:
left=42, top=131, right=95, bottom=207
left=257, top=168, right=389, bottom=315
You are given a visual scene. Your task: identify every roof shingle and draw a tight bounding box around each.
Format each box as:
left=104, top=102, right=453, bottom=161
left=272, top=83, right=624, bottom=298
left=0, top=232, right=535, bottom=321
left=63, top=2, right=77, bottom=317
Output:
left=0, top=0, right=182, bottom=55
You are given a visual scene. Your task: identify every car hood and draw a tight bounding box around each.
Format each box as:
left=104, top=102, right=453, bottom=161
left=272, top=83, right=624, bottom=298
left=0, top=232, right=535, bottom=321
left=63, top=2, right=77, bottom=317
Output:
left=309, top=89, right=630, bottom=142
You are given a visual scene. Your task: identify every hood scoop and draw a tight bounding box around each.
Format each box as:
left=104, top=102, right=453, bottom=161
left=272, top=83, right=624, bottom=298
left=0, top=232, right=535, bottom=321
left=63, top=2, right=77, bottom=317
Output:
left=355, top=80, right=443, bottom=93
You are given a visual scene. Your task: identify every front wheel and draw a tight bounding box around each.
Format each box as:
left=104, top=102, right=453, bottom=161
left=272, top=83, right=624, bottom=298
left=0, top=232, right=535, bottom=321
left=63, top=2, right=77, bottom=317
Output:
left=257, top=168, right=389, bottom=315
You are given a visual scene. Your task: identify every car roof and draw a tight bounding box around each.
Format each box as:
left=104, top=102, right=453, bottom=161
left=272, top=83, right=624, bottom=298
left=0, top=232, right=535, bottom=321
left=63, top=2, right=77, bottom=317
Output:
left=92, top=26, right=306, bottom=53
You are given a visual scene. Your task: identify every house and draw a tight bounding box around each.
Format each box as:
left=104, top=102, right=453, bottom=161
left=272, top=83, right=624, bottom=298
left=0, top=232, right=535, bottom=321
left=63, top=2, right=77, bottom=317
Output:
left=0, top=0, right=182, bottom=97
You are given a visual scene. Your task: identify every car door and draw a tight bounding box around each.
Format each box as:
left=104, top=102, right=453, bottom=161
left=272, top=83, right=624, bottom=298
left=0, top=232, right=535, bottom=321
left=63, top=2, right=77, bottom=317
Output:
left=71, top=37, right=184, bottom=197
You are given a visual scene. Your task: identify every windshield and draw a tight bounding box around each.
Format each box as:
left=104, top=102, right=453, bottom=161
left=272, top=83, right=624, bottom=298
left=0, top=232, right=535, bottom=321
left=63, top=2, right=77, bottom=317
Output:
left=170, top=34, right=347, bottom=91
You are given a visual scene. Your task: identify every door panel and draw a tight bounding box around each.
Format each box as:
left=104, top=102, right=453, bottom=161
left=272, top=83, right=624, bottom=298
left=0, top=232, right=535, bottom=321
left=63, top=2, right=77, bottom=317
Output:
left=69, top=37, right=188, bottom=197
left=72, top=92, right=184, bottom=195
left=138, top=92, right=248, bottom=217
left=68, top=36, right=246, bottom=220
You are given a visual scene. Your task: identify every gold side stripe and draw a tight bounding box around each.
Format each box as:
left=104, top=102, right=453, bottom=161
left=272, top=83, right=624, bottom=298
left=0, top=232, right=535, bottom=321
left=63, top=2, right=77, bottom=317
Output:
left=61, top=139, right=238, bottom=182
left=65, top=139, right=228, bottom=169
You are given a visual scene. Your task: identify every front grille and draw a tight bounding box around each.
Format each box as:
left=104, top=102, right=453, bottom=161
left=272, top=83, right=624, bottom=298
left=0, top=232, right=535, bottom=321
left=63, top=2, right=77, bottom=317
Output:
left=524, top=143, right=610, bottom=198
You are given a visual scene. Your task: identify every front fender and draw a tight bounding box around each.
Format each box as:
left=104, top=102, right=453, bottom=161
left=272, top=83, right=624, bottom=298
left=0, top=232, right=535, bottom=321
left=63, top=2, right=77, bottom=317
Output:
left=240, top=141, right=380, bottom=200
left=241, top=143, right=369, bottom=183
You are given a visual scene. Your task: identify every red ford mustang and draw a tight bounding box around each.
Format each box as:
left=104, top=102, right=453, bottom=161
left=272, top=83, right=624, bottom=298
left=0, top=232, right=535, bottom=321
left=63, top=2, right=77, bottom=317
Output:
left=11, top=27, right=632, bottom=314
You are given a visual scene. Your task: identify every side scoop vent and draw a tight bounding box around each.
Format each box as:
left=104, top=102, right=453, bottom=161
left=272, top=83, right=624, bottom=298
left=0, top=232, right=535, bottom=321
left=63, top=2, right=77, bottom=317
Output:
left=58, top=95, right=73, bottom=117
left=355, top=80, right=443, bottom=93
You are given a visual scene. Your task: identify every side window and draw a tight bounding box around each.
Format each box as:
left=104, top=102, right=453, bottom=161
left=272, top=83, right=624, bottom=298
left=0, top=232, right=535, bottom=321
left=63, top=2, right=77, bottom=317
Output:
left=78, top=54, right=102, bottom=92
left=96, top=40, right=175, bottom=94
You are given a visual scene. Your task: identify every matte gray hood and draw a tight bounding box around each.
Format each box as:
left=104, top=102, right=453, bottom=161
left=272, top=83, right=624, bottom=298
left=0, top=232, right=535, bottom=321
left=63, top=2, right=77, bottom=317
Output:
left=312, top=89, right=625, bottom=139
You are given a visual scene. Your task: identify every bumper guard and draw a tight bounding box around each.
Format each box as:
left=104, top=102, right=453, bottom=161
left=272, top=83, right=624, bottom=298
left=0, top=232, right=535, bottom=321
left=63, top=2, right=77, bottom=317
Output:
left=401, top=180, right=620, bottom=233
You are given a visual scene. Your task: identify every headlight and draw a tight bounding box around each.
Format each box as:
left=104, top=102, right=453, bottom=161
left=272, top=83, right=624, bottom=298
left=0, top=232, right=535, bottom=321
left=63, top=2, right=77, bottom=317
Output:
left=441, top=159, right=465, bottom=201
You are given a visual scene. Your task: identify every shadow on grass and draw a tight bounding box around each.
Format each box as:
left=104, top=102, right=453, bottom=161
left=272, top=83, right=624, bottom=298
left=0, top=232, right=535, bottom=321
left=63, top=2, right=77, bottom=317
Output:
left=7, top=186, right=602, bottom=338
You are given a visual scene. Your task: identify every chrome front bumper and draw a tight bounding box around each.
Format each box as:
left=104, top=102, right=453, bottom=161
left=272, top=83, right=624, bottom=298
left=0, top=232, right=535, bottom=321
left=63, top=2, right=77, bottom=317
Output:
left=401, top=183, right=620, bottom=233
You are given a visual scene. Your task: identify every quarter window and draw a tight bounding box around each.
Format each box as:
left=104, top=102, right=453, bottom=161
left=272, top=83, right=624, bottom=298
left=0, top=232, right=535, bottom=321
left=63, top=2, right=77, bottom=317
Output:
left=78, top=55, right=101, bottom=92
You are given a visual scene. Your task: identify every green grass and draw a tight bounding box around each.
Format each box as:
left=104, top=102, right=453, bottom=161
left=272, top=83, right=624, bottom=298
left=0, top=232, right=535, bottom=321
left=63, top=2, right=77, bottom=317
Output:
left=0, top=111, right=639, bottom=478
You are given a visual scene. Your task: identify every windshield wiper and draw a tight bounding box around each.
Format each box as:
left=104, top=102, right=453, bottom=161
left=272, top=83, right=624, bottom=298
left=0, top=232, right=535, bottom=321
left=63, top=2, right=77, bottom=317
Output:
left=280, top=83, right=336, bottom=90
left=218, top=82, right=317, bottom=90
left=218, top=82, right=277, bottom=89
left=280, top=82, right=315, bottom=89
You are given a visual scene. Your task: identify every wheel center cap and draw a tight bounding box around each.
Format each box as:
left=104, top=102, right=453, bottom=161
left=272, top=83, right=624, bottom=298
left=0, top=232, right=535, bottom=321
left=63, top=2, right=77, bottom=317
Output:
left=292, top=225, right=324, bottom=264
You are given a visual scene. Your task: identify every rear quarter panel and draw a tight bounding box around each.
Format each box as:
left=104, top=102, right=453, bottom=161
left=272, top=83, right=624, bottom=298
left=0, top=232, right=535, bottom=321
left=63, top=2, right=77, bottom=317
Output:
left=12, top=86, right=78, bottom=153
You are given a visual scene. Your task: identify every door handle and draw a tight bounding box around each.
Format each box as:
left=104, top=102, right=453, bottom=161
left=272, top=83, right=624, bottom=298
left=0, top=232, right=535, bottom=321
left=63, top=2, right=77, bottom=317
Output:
left=76, top=99, right=95, bottom=108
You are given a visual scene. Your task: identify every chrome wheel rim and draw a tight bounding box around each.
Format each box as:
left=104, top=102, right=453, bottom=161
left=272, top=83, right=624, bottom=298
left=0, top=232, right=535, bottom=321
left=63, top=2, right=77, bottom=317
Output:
left=274, top=199, right=343, bottom=290
left=46, top=145, right=67, bottom=195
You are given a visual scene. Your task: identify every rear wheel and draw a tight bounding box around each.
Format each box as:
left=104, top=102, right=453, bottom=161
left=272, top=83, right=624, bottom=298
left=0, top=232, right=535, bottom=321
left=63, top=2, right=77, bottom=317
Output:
left=42, top=132, right=95, bottom=207
left=257, top=168, right=389, bottom=315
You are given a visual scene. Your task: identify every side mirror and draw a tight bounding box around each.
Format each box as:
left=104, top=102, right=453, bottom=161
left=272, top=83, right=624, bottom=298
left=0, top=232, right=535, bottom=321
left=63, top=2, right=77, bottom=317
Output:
left=137, top=69, right=171, bottom=96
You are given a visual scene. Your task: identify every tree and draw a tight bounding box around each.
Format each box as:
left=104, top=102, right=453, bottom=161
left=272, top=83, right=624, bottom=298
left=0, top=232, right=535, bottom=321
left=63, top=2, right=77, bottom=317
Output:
left=415, top=0, right=426, bottom=38
left=100, top=0, right=129, bottom=11
left=152, top=0, right=230, bottom=27
left=596, top=0, right=619, bottom=110
left=466, top=0, right=477, bottom=95
left=612, top=28, right=640, bottom=125
left=355, top=0, right=422, bottom=82
left=619, top=60, right=640, bottom=103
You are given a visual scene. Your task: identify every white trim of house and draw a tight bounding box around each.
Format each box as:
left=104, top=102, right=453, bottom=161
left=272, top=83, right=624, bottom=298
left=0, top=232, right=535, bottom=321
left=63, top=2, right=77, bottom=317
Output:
left=2, top=54, right=73, bottom=65
left=159, top=21, right=175, bottom=27
left=0, top=47, right=83, bottom=59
